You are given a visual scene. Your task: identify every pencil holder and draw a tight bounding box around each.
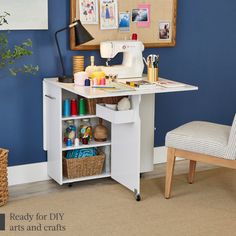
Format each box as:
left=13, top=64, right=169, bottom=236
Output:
left=148, top=67, right=158, bottom=83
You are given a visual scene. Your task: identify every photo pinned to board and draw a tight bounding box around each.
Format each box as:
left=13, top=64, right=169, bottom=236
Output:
left=79, top=0, right=99, bottom=24
left=159, top=21, right=170, bottom=40
left=118, top=12, right=130, bottom=31
left=100, top=0, right=118, bottom=30
left=137, top=3, right=150, bottom=28
left=132, top=8, right=148, bottom=22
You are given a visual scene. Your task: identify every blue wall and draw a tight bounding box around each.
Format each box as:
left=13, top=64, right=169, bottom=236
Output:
left=1, top=0, right=235, bottom=166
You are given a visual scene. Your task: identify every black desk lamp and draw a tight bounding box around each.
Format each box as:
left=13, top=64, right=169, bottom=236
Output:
left=55, top=19, right=94, bottom=83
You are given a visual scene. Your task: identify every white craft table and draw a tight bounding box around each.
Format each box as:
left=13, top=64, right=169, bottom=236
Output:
left=43, top=77, right=198, bottom=200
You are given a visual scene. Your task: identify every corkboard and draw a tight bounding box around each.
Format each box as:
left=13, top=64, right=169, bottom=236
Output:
left=70, top=0, right=177, bottom=50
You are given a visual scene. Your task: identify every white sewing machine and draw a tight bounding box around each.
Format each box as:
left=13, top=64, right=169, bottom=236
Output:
left=99, top=40, right=144, bottom=79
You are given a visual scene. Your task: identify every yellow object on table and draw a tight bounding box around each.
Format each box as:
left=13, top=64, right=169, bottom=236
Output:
left=91, top=71, right=106, bottom=80
left=148, top=67, right=158, bottom=82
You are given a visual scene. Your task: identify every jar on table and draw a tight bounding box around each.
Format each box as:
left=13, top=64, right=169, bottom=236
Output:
left=79, top=118, right=92, bottom=145
left=64, top=120, right=76, bottom=146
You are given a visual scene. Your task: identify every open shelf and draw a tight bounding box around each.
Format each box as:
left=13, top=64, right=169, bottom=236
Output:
left=62, top=172, right=111, bottom=184
left=62, top=114, right=97, bottom=121
left=62, top=140, right=111, bottom=151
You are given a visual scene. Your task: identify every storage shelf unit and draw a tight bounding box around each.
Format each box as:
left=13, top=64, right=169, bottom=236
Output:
left=44, top=82, right=112, bottom=185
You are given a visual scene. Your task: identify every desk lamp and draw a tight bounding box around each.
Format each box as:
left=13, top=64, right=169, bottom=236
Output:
left=55, top=19, right=94, bottom=83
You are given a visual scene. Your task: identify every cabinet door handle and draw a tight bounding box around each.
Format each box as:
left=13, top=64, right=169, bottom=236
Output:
left=45, top=94, right=56, bottom=100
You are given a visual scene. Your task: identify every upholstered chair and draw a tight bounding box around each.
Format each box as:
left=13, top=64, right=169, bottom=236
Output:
left=165, top=114, right=236, bottom=199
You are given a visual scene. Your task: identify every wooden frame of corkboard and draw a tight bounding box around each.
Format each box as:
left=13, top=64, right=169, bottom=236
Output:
left=70, top=0, right=177, bottom=50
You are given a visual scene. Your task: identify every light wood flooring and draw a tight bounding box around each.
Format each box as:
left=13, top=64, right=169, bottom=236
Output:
left=9, top=160, right=217, bottom=202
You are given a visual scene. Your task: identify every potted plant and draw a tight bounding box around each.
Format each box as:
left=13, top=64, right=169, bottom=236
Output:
left=0, top=11, right=39, bottom=76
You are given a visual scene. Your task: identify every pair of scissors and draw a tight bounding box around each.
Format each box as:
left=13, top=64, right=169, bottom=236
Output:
left=143, top=54, right=159, bottom=67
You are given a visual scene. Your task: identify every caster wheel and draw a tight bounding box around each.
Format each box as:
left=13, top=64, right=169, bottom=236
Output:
left=68, top=183, right=73, bottom=187
left=135, top=194, right=141, bottom=201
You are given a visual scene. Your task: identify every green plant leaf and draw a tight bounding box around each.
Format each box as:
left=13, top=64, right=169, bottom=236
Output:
left=0, top=12, right=39, bottom=77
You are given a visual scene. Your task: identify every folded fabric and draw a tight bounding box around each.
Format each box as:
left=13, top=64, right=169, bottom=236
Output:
left=66, top=148, right=97, bottom=159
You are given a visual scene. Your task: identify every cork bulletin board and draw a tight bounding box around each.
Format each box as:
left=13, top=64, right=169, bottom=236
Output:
left=70, top=0, right=177, bottom=50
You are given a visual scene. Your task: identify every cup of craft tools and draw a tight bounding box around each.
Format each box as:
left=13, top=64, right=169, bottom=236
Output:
left=148, top=67, right=158, bottom=83
left=79, top=98, right=86, bottom=115
left=63, top=99, right=70, bottom=117
left=145, top=54, right=159, bottom=82
left=70, top=99, right=78, bottom=116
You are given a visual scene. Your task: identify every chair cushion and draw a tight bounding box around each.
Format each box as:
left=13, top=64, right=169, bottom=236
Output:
left=166, top=121, right=231, bottom=159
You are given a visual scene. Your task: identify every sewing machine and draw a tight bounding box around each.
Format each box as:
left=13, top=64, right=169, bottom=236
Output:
left=99, top=40, right=145, bottom=79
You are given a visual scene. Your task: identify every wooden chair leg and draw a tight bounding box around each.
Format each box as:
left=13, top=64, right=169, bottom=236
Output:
left=165, top=148, right=176, bottom=199
left=188, top=160, right=196, bottom=184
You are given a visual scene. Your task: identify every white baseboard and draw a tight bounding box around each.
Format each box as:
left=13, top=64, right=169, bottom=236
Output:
left=154, top=146, right=167, bottom=164
left=7, top=146, right=177, bottom=186
left=8, top=162, right=50, bottom=186
left=154, top=146, right=183, bottom=164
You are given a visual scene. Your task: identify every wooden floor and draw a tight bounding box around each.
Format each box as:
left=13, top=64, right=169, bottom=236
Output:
left=9, top=160, right=217, bottom=202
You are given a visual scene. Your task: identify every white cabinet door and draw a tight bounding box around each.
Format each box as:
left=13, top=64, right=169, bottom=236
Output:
left=43, top=81, right=62, bottom=184
left=111, top=95, right=141, bottom=195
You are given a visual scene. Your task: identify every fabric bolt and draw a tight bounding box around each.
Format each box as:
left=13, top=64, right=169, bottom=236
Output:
left=166, top=115, right=236, bottom=160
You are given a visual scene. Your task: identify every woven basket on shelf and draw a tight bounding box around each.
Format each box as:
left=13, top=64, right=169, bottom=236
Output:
left=0, top=148, right=9, bottom=207
left=85, top=96, right=128, bottom=115
left=63, top=152, right=105, bottom=179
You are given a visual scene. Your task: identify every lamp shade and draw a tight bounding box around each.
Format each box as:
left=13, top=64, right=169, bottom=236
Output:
left=74, top=20, right=94, bottom=46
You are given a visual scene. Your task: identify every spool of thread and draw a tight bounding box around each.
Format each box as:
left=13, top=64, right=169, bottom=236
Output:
left=85, top=78, right=90, bottom=86
left=93, top=78, right=98, bottom=86
left=100, top=78, right=106, bottom=85
left=63, top=99, right=70, bottom=117
left=132, top=33, right=137, bottom=40
left=79, top=98, right=86, bottom=115
left=70, top=99, right=78, bottom=116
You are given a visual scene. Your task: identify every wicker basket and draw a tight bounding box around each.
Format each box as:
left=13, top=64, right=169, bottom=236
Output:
left=85, top=96, right=127, bottom=115
left=0, top=149, right=9, bottom=207
left=63, top=152, right=105, bottom=179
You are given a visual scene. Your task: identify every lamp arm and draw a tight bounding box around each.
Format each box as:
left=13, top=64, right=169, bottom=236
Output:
left=55, top=27, right=68, bottom=77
